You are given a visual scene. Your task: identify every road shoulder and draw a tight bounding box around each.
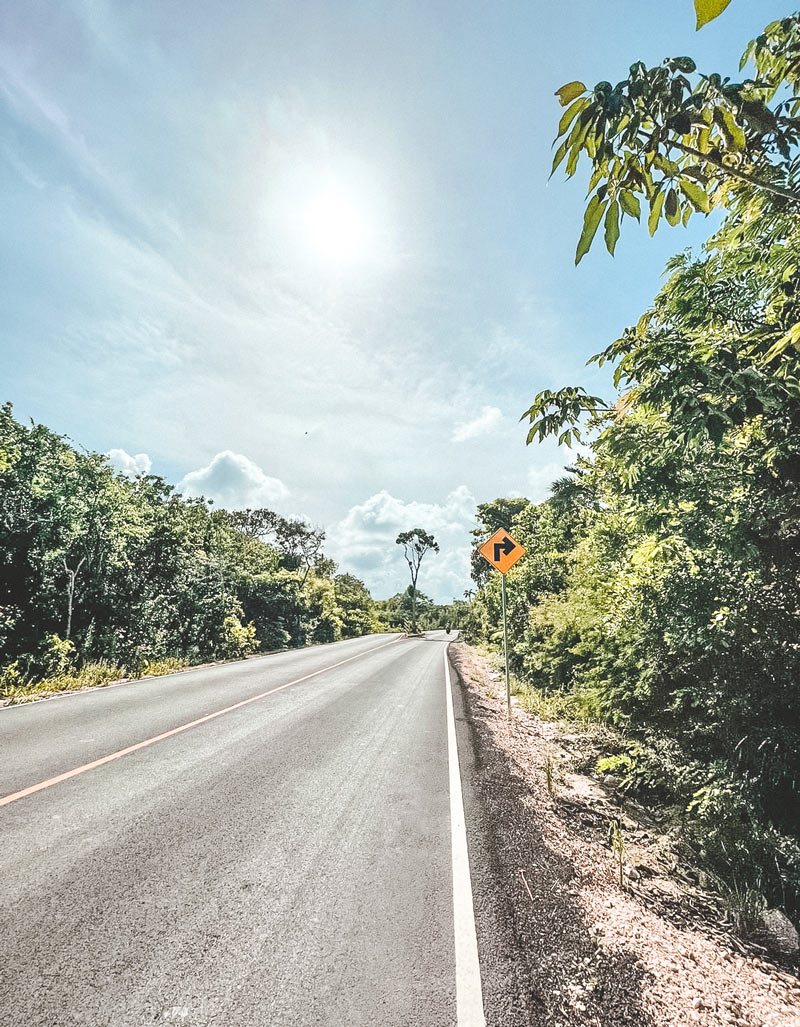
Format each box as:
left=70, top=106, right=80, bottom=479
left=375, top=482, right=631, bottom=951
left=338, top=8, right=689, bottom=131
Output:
left=448, top=640, right=800, bottom=1027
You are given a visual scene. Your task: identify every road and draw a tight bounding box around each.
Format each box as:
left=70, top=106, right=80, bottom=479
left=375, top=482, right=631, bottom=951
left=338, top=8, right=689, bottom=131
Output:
left=0, top=632, right=488, bottom=1027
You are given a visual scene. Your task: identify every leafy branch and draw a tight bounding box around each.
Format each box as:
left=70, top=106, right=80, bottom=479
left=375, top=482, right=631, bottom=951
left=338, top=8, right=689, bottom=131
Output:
left=551, top=15, right=800, bottom=264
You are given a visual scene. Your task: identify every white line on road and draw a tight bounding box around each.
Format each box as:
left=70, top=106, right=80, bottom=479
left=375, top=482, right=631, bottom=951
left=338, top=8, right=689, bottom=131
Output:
left=0, top=635, right=404, bottom=808
left=444, top=647, right=486, bottom=1027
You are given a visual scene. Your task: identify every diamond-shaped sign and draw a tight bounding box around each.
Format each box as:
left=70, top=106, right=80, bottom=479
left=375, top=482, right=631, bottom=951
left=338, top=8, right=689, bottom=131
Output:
left=478, top=528, right=526, bottom=575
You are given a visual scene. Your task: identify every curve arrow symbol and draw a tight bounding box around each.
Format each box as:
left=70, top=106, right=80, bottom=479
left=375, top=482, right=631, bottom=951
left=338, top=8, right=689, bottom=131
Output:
left=493, top=536, right=516, bottom=563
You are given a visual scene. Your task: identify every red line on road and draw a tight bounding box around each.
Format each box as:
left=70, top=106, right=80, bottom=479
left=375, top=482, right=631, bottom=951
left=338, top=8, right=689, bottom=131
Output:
left=0, top=636, right=404, bottom=808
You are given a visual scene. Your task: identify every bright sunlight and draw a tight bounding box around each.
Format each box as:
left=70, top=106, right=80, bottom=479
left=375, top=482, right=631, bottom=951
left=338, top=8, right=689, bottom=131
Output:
left=302, top=187, right=371, bottom=264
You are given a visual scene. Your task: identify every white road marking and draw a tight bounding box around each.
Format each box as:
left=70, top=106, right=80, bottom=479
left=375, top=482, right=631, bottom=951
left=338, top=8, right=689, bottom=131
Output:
left=444, top=647, right=486, bottom=1027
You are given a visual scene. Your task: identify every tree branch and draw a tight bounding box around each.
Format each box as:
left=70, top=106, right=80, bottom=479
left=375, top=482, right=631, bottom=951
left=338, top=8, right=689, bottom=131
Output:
left=668, top=137, right=800, bottom=205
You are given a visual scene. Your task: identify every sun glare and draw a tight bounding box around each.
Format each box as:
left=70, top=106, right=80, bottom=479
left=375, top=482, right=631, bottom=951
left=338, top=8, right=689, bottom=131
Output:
left=303, top=188, right=370, bottom=264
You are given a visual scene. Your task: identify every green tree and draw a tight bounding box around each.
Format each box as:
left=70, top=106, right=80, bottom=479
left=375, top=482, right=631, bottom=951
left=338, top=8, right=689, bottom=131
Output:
left=394, top=529, right=439, bottom=633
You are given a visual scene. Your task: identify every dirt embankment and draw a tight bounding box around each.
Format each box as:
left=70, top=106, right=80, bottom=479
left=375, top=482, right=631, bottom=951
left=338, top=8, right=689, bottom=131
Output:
left=450, top=641, right=800, bottom=1027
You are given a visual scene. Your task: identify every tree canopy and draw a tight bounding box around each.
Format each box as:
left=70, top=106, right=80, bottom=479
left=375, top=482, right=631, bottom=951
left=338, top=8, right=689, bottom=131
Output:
left=465, top=8, right=800, bottom=921
left=0, top=404, right=377, bottom=694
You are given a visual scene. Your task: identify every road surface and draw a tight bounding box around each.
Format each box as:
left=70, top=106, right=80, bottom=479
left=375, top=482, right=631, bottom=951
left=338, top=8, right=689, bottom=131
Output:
left=0, top=632, right=489, bottom=1027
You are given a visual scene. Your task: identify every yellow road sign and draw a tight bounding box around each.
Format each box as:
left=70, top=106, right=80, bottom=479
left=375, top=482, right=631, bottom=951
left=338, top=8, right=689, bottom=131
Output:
left=478, top=528, right=526, bottom=575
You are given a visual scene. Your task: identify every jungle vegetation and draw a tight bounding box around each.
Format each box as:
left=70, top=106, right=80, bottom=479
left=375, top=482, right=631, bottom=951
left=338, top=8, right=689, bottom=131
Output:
left=464, top=13, right=800, bottom=918
left=0, top=403, right=377, bottom=700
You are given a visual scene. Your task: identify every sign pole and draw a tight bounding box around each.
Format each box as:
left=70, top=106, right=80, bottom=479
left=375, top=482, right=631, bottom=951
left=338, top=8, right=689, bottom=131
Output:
left=477, top=526, right=525, bottom=725
left=501, top=571, right=511, bottom=721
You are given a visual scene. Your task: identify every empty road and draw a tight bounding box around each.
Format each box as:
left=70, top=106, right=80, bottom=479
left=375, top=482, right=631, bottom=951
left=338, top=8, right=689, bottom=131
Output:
left=0, top=632, right=488, bottom=1026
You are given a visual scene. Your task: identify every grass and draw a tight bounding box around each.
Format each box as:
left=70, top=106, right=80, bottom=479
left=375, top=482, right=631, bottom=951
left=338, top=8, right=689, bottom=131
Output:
left=0, top=656, right=188, bottom=704
left=712, top=874, right=769, bottom=937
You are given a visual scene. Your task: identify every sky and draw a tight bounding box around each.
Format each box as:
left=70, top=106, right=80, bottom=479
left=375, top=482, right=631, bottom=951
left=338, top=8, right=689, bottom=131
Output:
left=0, top=0, right=788, bottom=602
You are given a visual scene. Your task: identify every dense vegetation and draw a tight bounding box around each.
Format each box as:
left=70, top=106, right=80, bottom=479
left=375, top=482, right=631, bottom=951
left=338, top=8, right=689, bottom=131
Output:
left=374, top=586, right=458, bottom=633
left=464, top=14, right=800, bottom=919
left=0, top=403, right=377, bottom=699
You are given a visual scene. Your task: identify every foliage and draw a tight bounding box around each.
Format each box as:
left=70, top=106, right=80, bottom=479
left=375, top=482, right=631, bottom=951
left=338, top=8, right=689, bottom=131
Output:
left=0, top=404, right=377, bottom=691
left=551, top=14, right=800, bottom=262
left=474, top=12, right=800, bottom=919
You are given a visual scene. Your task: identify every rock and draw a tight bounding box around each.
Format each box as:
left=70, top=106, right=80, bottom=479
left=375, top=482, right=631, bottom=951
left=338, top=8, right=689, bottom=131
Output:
left=761, top=908, right=800, bottom=956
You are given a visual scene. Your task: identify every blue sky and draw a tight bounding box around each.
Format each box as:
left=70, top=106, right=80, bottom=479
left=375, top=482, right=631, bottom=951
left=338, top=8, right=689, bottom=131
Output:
left=0, top=0, right=788, bottom=601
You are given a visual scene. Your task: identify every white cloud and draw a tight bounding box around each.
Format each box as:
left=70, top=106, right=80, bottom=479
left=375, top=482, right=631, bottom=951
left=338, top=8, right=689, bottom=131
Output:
left=451, top=405, right=502, bottom=443
left=327, top=486, right=477, bottom=603
left=178, top=451, right=289, bottom=510
left=107, top=448, right=152, bottom=478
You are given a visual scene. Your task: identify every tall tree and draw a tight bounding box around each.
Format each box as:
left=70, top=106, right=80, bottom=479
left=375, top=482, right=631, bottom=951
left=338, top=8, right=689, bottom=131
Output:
left=395, top=529, right=439, bottom=633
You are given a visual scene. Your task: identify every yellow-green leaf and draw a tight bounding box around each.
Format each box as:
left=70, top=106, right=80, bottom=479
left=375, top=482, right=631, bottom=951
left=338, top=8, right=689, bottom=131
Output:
left=720, top=109, right=746, bottom=151
left=557, top=97, right=589, bottom=137
left=764, top=322, right=800, bottom=362
left=550, top=138, right=570, bottom=177
left=556, top=81, right=586, bottom=107
left=665, top=187, right=680, bottom=225
left=694, top=0, right=734, bottom=30
left=576, top=195, right=607, bottom=265
left=648, top=190, right=666, bottom=236
left=680, top=178, right=712, bottom=213
left=619, top=190, right=641, bottom=220
left=604, top=200, right=621, bottom=255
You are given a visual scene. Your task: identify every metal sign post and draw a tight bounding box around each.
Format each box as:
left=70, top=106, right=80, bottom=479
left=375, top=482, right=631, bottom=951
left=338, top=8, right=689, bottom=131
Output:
left=501, top=572, right=510, bottom=720
left=477, top=527, right=526, bottom=722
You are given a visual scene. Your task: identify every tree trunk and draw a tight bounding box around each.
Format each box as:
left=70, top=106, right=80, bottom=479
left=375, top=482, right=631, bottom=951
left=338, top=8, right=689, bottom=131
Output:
left=63, top=557, right=86, bottom=640
left=65, top=571, right=75, bottom=640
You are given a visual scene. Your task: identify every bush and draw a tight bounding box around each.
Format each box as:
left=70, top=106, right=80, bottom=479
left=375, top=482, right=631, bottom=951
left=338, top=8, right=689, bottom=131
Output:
left=219, top=615, right=259, bottom=659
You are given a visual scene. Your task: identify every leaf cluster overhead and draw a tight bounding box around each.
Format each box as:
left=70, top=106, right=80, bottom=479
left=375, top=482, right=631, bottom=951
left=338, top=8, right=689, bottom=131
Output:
left=552, top=14, right=800, bottom=264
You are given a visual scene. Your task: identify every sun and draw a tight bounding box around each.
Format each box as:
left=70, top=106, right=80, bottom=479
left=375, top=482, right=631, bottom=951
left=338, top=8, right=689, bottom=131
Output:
left=303, top=187, right=370, bottom=265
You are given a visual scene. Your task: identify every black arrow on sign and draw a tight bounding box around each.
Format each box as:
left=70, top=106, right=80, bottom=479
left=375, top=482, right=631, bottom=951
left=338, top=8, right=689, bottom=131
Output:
left=493, top=536, right=516, bottom=562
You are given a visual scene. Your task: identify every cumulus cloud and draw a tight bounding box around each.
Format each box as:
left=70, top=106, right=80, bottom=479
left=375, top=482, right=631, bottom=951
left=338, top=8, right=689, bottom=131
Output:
left=178, top=451, right=289, bottom=510
left=107, top=448, right=152, bottom=478
left=451, top=405, right=502, bottom=443
left=327, top=486, right=477, bottom=603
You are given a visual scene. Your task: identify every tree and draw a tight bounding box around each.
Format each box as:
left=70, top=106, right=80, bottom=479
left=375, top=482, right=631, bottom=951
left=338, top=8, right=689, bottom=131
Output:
left=395, top=529, right=439, bottom=633
left=333, top=574, right=376, bottom=638
left=0, top=404, right=378, bottom=688
left=229, top=508, right=325, bottom=586
left=550, top=14, right=800, bottom=264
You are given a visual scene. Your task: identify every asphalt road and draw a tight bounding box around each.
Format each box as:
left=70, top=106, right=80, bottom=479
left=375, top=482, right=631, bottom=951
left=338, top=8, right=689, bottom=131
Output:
left=0, top=632, right=487, bottom=1027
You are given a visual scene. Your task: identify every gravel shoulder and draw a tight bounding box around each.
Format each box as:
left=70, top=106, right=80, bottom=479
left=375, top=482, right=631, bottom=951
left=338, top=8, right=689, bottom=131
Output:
left=450, top=641, right=800, bottom=1027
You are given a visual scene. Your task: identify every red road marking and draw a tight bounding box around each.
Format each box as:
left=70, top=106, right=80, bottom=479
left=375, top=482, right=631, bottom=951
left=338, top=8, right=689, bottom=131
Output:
left=0, top=636, right=404, bottom=808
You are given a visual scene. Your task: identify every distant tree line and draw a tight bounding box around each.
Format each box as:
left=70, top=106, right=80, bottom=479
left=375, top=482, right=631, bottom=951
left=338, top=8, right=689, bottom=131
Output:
left=0, top=403, right=376, bottom=692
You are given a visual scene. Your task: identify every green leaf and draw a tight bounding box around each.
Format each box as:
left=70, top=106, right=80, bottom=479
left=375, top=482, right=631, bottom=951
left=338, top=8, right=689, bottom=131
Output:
left=648, top=190, right=666, bottom=236
left=665, top=187, right=681, bottom=225
left=720, top=109, right=747, bottom=151
left=557, top=97, right=589, bottom=137
left=694, top=0, right=733, bottom=29
left=680, top=178, right=712, bottom=213
left=619, top=190, right=641, bottom=220
left=550, top=137, right=570, bottom=177
left=604, top=200, right=621, bottom=255
left=576, top=195, right=608, bottom=265
left=556, top=81, right=587, bottom=106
